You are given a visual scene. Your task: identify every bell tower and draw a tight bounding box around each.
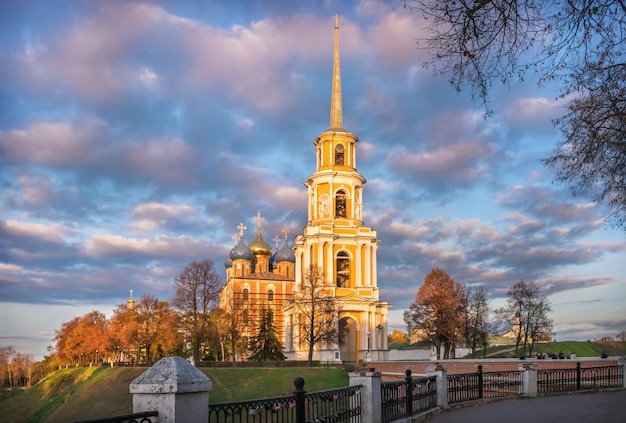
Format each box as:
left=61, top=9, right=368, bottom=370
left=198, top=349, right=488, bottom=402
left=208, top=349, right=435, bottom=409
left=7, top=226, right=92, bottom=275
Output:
left=289, top=16, right=389, bottom=363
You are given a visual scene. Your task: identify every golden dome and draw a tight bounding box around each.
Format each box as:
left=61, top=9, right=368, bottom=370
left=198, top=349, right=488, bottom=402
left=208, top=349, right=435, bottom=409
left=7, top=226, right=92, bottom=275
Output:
left=248, top=230, right=272, bottom=256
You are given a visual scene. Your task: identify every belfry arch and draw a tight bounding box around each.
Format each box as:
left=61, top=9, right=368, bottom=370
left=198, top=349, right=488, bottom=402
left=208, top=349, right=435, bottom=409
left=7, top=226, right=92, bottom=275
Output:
left=338, top=316, right=358, bottom=363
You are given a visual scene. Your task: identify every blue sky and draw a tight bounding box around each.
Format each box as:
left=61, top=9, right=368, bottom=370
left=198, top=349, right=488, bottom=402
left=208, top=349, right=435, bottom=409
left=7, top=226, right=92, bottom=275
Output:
left=1, top=0, right=624, bottom=360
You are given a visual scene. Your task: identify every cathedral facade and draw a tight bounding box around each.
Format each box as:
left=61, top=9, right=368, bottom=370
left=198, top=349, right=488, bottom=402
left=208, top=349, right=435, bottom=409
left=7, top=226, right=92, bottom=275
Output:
left=221, top=17, right=389, bottom=363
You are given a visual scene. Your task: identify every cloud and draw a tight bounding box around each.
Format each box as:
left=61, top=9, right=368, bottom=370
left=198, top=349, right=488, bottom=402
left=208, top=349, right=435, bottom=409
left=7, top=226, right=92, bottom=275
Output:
left=0, top=220, right=70, bottom=244
left=386, top=140, right=498, bottom=193
left=133, top=202, right=196, bottom=220
left=0, top=119, right=106, bottom=167
left=85, top=234, right=213, bottom=259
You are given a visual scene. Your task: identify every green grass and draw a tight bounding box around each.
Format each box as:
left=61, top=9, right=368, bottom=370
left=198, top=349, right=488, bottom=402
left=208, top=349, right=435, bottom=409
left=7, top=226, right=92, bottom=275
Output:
left=465, top=340, right=626, bottom=358
left=0, top=365, right=350, bottom=423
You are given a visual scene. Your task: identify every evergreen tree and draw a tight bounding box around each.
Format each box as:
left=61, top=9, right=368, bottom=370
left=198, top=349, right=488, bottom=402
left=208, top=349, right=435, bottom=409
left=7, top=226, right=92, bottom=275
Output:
left=248, top=307, right=286, bottom=361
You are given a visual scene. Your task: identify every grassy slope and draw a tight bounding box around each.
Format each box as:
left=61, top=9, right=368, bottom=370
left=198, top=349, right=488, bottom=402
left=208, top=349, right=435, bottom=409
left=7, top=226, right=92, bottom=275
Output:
left=0, top=365, right=349, bottom=423
left=465, top=341, right=626, bottom=358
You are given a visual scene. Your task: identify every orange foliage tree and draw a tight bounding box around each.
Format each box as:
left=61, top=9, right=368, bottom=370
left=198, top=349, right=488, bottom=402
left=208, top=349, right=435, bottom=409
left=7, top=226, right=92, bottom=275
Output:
left=54, top=311, right=109, bottom=366
left=404, top=268, right=465, bottom=359
left=133, top=295, right=181, bottom=365
left=387, top=329, right=409, bottom=344
left=54, top=297, right=182, bottom=367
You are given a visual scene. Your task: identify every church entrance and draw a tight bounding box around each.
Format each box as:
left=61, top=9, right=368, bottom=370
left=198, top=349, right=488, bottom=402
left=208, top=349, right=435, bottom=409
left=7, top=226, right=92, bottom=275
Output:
left=338, top=317, right=357, bottom=363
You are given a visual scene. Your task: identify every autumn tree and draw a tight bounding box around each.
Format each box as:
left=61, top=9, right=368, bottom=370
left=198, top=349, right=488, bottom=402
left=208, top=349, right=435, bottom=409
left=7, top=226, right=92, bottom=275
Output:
left=109, top=302, right=140, bottom=363
left=248, top=307, right=286, bottom=361
left=53, top=311, right=109, bottom=366
left=404, top=268, right=465, bottom=359
left=406, top=0, right=626, bottom=228
left=496, top=281, right=553, bottom=357
left=617, top=330, right=626, bottom=342
left=462, top=285, right=491, bottom=354
left=0, top=347, right=36, bottom=388
left=291, top=266, right=339, bottom=365
left=77, top=311, right=109, bottom=364
left=171, top=259, right=222, bottom=365
left=54, top=316, right=81, bottom=365
left=388, top=329, right=409, bottom=344
left=133, top=295, right=181, bottom=364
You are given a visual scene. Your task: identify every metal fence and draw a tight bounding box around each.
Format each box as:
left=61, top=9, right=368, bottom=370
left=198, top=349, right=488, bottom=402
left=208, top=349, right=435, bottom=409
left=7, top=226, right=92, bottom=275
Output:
left=208, top=376, right=361, bottom=423
left=447, top=365, right=522, bottom=405
left=538, top=362, right=624, bottom=394
left=380, top=370, right=437, bottom=423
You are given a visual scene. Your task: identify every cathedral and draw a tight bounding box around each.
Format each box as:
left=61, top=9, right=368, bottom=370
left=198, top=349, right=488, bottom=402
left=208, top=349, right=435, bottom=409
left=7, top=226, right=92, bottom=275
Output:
left=221, top=17, right=390, bottom=363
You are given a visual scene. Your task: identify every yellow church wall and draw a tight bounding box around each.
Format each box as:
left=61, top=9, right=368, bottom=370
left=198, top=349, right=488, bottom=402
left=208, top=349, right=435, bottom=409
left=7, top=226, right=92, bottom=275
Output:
left=333, top=227, right=357, bottom=235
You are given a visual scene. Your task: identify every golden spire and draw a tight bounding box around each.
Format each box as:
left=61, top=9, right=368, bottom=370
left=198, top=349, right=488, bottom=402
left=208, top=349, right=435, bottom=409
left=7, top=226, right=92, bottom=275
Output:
left=127, top=289, right=135, bottom=310
left=330, top=14, right=343, bottom=129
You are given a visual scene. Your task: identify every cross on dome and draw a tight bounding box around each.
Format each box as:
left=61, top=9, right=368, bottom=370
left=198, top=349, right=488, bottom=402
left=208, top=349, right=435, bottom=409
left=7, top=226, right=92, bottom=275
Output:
left=236, top=222, right=247, bottom=238
left=255, top=210, right=264, bottom=231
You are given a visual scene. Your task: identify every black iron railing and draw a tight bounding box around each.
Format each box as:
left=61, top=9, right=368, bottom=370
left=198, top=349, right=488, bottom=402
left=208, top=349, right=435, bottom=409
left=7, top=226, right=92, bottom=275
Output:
left=447, top=365, right=522, bottom=405
left=70, top=411, right=158, bottom=423
left=302, top=384, right=362, bottom=422
left=381, top=370, right=437, bottom=423
left=538, top=362, right=623, bottom=394
left=208, top=376, right=361, bottom=423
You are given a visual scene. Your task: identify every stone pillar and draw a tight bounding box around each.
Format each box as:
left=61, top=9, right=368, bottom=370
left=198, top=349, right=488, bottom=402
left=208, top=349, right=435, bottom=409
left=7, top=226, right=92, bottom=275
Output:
left=130, top=356, right=212, bottom=423
left=426, top=363, right=448, bottom=409
left=519, top=363, right=538, bottom=397
left=349, top=369, right=381, bottom=423
left=619, top=358, right=626, bottom=389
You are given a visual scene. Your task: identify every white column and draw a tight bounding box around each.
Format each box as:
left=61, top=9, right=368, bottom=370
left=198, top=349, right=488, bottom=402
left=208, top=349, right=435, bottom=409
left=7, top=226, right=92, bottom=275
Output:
left=355, top=242, right=362, bottom=286
left=130, top=356, right=212, bottom=423
left=364, top=244, right=371, bottom=286
left=426, top=363, right=448, bottom=409
left=371, top=243, right=378, bottom=287
left=349, top=370, right=381, bottom=423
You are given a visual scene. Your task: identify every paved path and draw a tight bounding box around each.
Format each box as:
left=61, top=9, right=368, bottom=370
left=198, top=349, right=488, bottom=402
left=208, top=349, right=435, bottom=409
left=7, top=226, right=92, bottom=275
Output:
left=423, top=390, right=626, bottom=423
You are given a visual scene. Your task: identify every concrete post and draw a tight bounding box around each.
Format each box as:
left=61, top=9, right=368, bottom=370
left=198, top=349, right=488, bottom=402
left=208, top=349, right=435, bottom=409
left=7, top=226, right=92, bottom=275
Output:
left=519, top=363, right=538, bottom=397
left=130, top=356, right=212, bottom=423
left=426, top=363, right=448, bottom=410
left=349, top=369, right=381, bottom=423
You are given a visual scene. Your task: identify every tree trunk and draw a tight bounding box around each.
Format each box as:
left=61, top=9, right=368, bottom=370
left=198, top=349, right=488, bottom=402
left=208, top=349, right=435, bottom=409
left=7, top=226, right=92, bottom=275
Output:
left=307, top=340, right=314, bottom=366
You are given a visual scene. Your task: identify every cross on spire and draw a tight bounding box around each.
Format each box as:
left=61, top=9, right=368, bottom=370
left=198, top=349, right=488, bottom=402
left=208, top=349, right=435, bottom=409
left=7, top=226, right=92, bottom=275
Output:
left=282, top=226, right=290, bottom=243
left=255, top=210, right=264, bottom=231
left=273, top=234, right=280, bottom=250
left=236, top=222, right=247, bottom=239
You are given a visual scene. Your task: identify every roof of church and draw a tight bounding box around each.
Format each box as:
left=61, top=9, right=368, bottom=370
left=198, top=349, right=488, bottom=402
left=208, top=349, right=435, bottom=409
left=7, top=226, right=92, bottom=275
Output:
left=275, top=243, right=295, bottom=262
left=248, top=230, right=272, bottom=256
left=229, top=238, right=253, bottom=260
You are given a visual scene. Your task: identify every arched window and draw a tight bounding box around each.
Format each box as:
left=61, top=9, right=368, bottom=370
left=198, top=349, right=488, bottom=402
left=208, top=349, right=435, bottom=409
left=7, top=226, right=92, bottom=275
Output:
left=243, top=288, right=249, bottom=301
left=335, top=190, right=347, bottom=218
left=267, top=289, right=274, bottom=302
left=336, top=251, right=350, bottom=287
left=335, top=144, right=344, bottom=165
